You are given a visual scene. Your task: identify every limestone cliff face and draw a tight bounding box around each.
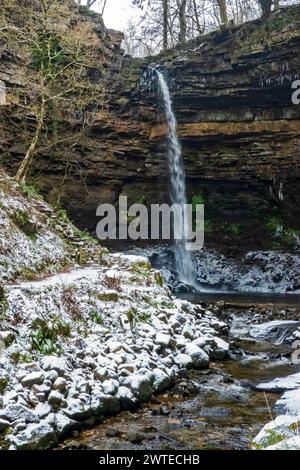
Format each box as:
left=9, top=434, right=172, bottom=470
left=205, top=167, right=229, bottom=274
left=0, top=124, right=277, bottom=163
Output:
left=118, top=5, right=300, bottom=250
left=1, top=4, right=300, bottom=250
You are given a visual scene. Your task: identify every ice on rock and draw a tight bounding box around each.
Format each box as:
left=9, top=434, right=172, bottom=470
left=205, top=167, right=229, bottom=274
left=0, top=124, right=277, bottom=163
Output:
left=257, top=372, right=300, bottom=393
left=152, top=368, right=172, bottom=392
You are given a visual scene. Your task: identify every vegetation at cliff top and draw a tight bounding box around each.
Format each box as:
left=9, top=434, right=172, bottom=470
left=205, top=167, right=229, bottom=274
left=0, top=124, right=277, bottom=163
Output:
left=0, top=0, right=108, bottom=184
left=125, top=0, right=299, bottom=56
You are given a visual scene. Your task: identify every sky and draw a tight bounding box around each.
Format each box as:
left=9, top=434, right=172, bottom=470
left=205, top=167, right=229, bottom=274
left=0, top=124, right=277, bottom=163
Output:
left=97, top=0, right=136, bottom=32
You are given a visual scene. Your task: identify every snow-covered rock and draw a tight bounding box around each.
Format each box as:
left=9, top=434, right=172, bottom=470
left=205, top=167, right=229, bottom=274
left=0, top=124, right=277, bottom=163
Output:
left=253, top=414, right=300, bottom=450
left=152, top=368, right=172, bottom=392
left=128, top=374, right=153, bottom=403
left=174, top=353, right=193, bottom=368
left=210, top=337, right=230, bottom=360
left=185, top=343, right=209, bottom=369
left=41, top=357, right=68, bottom=376
left=155, top=333, right=171, bottom=347
left=102, top=379, right=119, bottom=396
left=0, top=404, right=39, bottom=424
left=0, top=173, right=230, bottom=449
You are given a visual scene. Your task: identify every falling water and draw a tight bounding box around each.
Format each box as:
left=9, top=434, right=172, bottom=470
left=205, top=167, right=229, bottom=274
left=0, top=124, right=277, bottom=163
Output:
left=156, top=70, right=195, bottom=286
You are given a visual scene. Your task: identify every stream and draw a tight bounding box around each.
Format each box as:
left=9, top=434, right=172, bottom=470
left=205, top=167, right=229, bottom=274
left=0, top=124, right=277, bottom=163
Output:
left=61, top=296, right=300, bottom=450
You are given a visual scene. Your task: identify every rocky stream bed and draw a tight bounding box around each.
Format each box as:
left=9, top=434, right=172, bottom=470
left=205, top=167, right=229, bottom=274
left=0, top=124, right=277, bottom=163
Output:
left=60, top=300, right=300, bottom=451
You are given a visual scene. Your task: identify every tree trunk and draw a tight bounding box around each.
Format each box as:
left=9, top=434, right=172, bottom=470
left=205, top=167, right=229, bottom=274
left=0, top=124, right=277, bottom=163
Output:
left=87, top=0, right=97, bottom=9
left=258, top=0, right=273, bottom=18
left=100, top=0, right=107, bottom=16
left=15, top=97, right=46, bottom=184
left=217, top=0, right=229, bottom=25
left=274, top=0, right=280, bottom=11
left=163, top=0, right=168, bottom=51
left=193, top=0, right=203, bottom=35
left=178, top=0, right=187, bottom=43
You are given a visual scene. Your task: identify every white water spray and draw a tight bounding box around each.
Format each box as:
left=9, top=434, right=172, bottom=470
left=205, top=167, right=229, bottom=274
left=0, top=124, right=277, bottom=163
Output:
left=156, top=70, right=195, bottom=285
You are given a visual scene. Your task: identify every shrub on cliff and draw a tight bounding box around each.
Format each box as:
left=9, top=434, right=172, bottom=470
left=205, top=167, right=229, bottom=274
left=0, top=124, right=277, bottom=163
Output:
left=0, top=0, right=108, bottom=183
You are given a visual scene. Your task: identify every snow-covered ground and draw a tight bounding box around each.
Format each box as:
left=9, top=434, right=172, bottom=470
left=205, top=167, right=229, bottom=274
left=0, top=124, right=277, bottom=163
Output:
left=0, top=254, right=229, bottom=449
left=1, top=170, right=299, bottom=451
left=253, top=370, right=300, bottom=449
left=0, top=172, right=229, bottom=449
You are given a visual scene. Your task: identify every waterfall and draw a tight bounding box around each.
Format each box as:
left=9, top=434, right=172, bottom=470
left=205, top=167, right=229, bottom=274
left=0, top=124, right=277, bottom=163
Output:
left=279, top=183, right=284, bottom=202
left=156, top=71, right=195, bottom=286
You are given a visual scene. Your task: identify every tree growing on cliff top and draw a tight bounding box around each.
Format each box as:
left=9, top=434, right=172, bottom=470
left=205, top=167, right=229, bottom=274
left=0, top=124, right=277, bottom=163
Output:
left=127, top=0, right=300, bottom=55
left=0, top=0, right=107, bottom=183
left=128, top=0, right=253, bottom=54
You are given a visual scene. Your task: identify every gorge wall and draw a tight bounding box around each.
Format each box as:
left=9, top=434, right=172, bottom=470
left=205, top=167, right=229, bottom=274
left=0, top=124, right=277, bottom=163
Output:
left=1, top=3, right=300, bottom=252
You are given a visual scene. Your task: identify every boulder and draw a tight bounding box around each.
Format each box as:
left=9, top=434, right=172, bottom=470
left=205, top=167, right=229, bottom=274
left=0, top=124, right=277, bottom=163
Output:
left=152, top=368, right=172, bottom=393
left=48, top=391, right=67, bottom=409
left=210, top=337, right=230, bottom=360
left=174, top=353, right=193, bottom=369
left=102, top=379, right=119, bottom=396
left=129, top=374, right=153, bottom=402
left=155, top=333, right=171, bottom=347
left=0, top=331, right=15, bottom=347
left=21, top=371, right=45, bottom=388
left=52, top=377, right=67, bottom=393
left=94, top=367, right=109, bottom=381
left=34, top=403, right=51, bottom=419
left=185, top=343, right=209, bottom=369
left=63, top=399, right=91, bottom=421
left=7, top=423, right=57, bottom=450
left=0, top=370, right=8, bottom=393
left=53, top=412, right=82, bottom=439
left=116, top=386, right=136, bottom=410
